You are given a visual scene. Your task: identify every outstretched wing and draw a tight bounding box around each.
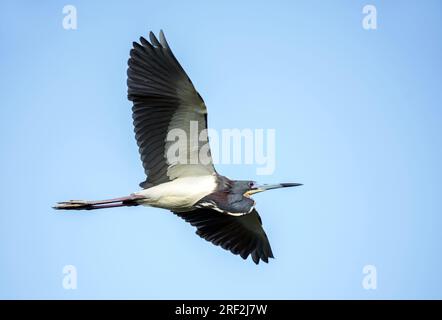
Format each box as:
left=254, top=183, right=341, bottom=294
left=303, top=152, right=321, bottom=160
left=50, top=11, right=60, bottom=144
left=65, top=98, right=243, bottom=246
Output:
left=127, top=30, right=216, bottom=188
left=174, top=208, right=274, bottom=264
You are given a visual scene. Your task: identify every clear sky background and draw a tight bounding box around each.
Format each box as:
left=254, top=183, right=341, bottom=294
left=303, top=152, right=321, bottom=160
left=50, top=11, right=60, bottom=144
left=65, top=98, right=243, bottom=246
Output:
left=1, top=0, right=441, bottom=299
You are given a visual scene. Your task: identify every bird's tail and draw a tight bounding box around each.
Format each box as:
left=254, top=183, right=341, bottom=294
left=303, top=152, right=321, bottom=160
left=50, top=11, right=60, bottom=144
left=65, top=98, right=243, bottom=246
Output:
left=53, top=195, right=142, bottom=211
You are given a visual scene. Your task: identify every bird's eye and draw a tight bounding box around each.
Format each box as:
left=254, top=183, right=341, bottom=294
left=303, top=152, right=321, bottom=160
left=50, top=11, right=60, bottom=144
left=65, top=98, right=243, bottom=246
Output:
left=249, top=182, right=255, bottom=189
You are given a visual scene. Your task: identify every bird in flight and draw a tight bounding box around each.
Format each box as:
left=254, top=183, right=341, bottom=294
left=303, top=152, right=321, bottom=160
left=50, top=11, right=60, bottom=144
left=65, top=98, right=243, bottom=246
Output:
left=54, top=31, right=302, bottom=264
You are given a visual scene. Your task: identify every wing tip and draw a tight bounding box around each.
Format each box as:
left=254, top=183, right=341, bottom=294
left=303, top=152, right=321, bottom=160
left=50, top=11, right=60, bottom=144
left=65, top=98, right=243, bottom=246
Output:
left=238, top=245, right=275, bottom=265
left=159, top=30, right=169, bottom=48
left=149, top=31, right=162, bottom=47
left=133, top=31, right=165, bottom=50
left=173, top=208, right=275, bottom=265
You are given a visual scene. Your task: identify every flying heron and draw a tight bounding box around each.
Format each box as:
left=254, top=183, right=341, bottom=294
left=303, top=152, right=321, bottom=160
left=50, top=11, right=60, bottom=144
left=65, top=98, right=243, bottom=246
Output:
left=54, top=31, right=302, bottom=264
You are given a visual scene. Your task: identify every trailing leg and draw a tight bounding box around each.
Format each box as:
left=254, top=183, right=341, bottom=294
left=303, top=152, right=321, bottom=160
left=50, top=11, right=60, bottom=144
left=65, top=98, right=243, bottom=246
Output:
left=53, top=194, right=144, bottom=210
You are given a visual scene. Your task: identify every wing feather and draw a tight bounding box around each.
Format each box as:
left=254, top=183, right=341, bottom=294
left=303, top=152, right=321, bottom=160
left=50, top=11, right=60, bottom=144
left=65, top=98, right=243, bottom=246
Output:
left=128, top=31, right=216, bottom=188
left=174, top=208, right=274, bottom=264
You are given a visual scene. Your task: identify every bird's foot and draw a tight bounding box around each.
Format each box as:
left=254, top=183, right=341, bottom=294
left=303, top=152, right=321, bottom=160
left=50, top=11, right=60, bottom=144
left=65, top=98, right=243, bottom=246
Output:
left=53, top=200, right=91, bottom=210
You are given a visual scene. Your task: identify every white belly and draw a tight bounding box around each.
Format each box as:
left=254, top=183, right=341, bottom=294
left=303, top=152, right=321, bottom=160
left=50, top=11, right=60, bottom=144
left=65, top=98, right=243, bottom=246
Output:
left=134, top=175, right=217, bottom=211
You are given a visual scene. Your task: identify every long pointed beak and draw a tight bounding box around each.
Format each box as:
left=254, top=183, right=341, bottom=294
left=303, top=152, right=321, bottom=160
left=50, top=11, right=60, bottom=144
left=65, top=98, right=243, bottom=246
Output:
left=246, top=183, right=303, bottom=196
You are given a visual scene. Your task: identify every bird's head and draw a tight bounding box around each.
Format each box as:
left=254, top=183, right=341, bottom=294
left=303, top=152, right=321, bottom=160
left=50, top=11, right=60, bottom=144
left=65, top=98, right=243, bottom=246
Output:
left=240, top=181, right=303, bottom=197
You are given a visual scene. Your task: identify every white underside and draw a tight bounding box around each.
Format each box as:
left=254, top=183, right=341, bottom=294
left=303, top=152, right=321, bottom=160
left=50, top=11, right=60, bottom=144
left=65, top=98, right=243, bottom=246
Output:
left=133, top=174, right=217, bottom=211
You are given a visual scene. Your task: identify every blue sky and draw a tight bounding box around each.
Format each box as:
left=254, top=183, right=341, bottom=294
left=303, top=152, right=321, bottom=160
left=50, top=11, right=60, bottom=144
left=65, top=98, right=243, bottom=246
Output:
left=1, top=0, right=441, bottom=299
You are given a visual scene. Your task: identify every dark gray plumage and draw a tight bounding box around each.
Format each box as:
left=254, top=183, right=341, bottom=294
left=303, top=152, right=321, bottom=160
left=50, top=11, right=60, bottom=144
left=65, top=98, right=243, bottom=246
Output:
left=174, top=208, right=273, bottom=264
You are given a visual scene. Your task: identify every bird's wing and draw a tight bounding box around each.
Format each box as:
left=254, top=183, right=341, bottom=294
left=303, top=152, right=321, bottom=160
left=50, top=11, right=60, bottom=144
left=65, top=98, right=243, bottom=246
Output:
left=128, top=31, right=216, bottom=188
left=173, top=208, right=274, bottom=264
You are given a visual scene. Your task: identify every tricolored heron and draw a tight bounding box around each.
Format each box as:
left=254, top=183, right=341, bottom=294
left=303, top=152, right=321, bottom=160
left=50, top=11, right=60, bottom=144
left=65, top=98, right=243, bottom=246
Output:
left=54, top=31, right=302, bottom=264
